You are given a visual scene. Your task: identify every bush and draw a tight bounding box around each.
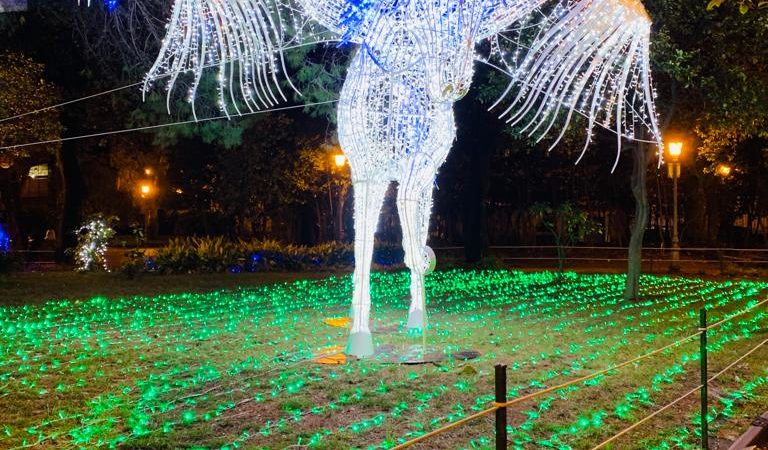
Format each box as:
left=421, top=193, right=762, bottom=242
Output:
left=146, top=238, right=405, bottom=274
left=0, top=252, right=21, bottom=273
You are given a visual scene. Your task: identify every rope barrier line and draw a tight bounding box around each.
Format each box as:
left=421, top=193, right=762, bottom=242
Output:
left=0, top=100, right=339, bottom=151
left=0, top=82, right=144, bottom=124
left=708, top=338, right=768, bottom=383
left=390, top=331, right=701, bottom=449
left=706, top=298, right=768, bottom=332
left=589, top=384, right=704, bottom=450
left=494, top=330, right=702, bottom=408
left=389, top=301, right=767, bottom=450
left=590, top=337, right=768, bottom=450
left=390, top=407, right=499, bottom=450
left=0, top=40, right=340, bottom=125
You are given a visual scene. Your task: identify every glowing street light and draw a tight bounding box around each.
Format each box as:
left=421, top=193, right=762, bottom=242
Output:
left=329, top=153, right=349, bottom=242
left=717, top=164, right=732, bottom=177
left=140, top=183, right=153, bottom=198
left=138, top=179, right=158, bottom=238
left=666, top=141, right=683, bottom=270
left=668, top=141, right=683, bottom=159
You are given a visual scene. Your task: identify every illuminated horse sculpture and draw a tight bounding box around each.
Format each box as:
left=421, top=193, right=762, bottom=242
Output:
left=311, top=0, right=542, bottom=356
left=143, top=0, right=662, bottom=357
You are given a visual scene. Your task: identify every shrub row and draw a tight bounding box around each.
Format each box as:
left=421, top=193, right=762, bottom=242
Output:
left=134, top=237, right=405, bottom=274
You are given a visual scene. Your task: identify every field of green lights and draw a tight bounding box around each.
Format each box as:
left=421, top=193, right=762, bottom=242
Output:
left=1, top=270, right=768, bottom=450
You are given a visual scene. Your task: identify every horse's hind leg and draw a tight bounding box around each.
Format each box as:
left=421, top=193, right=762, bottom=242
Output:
left=347, top=180, right=389, bottom=357
left=397, top=169, right=436, bottom=332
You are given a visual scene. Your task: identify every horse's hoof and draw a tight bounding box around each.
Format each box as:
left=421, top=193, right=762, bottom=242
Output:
left=406, top=308, right=425, bottom=332
left=346, top=331, right=374, bottom=357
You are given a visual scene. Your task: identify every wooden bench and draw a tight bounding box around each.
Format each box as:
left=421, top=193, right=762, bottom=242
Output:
left=729, top=413, right=768, bottom=450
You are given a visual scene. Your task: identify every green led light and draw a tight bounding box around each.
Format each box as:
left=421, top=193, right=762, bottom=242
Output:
left=0, top=270, right=766, bottom=450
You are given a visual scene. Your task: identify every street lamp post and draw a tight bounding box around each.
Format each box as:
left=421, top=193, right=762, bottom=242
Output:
left=667, top=142, right=683, bottom=271
left=139, top=182, right=154, bottom=237
left=139, top=168, right=158, bottom=239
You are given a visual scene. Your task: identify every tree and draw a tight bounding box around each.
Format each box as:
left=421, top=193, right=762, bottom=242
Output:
left=286, top=43, right=350, bottom=124
left=289, top=137, right=352, bottom=243
left=210, top=114, right=304, bottom=237
left=624, top=141, right=650, bottom=300
left=647, top=0, right=768, bottom=246
left=0, top=52, right=62, bottom=248
left=530, top=202, right=601, bottom=276
left=706, top=0, right=768, bottom=14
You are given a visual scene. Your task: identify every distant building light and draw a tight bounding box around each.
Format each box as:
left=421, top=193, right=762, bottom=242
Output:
left=0, top=154, right=12, bottom=169
left=28, top=164, right=49, bottom=179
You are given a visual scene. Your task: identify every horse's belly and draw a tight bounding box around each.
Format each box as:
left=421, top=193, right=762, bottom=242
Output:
left=338, top=55, right=456, bottom=180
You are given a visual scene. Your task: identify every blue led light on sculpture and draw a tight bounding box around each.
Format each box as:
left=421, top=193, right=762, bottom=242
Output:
left=339, top=0, right=380, bottom=44
left=103, top=0, right=118, bottom=12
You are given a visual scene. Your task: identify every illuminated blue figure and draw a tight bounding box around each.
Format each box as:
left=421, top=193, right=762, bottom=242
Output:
left=0, top=223, right=10, bottom=253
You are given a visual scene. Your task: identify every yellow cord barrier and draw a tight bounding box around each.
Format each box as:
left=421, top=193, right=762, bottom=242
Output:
left=390, top=299, right=766, bottom=450
left=591, top=383, right=704, bottom=450
left=391, top=331, right=701, bottom=449
left=390, top=407, right=499, bottom=450
left=706, top=297, right=768, bottom=331
left=590, top=337, right=768, bottom=450
left=495, top=330, right=702, bottom=408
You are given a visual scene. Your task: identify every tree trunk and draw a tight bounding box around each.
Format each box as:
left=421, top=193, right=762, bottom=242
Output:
left=625, top=141, right=649, bottom=300
left=336, top=186, right=348, bottom=242
left=56, top=142, right=84, bottom=261
left=555, top=236, right=565, bottom=276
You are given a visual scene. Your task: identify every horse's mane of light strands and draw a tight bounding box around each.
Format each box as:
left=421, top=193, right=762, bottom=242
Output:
left=491, top=0, right=663, bottom=172
left=138, top=0, right=550, bottom=120
left=140, top=0, right=325, bottom=120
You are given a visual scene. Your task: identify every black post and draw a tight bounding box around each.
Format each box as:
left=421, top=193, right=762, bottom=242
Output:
left=495, top=364, right=508, bottom=450
left=700, top=308, right=709, bottom=450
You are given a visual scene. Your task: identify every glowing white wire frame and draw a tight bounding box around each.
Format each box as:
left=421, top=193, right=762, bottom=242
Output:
left=139, top=0, right=662, bottom=357
left=325, top=0, right=540, bottom=357
left=142, top=0, right=326, bottom=119
left=492, top=0, right=663, bottom=171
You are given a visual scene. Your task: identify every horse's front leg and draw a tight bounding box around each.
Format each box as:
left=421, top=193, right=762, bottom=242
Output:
left=397, top=169, right=436, bottom=332
left=346, top=180, right=389, bottom=357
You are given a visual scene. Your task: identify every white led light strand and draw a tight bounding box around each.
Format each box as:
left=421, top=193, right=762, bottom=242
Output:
left=135, top=0, right=663, bottom=357
left=142, top=0, right=324, bottom=119
left=332, top=0, right=542, bottom=356
left=74, top=216, right=116, bottom=272
left=492, top=0, right=663, bottom=171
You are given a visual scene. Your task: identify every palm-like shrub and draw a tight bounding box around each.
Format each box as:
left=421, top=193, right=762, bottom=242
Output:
left=150, top=238, right=402, bottom=274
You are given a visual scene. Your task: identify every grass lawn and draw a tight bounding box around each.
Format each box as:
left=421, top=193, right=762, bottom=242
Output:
left=0, top=269, right=767, bottom=449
